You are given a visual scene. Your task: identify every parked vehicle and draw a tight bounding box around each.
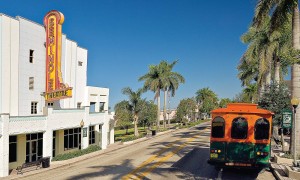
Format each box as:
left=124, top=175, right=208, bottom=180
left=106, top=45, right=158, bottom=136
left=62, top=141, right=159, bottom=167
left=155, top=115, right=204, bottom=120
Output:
left=207, top=103, right=273, bottom=169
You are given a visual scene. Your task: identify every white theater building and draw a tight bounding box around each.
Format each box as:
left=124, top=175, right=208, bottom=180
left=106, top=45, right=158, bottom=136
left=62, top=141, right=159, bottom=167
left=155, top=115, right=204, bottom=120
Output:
left=0, top=10, right=114, bottom=177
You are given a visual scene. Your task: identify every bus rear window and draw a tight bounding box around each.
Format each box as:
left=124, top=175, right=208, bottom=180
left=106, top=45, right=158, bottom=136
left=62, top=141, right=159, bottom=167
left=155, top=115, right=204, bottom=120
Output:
left=255, top=118, right=270, bottom=140
left=212, top=117, right=225, bottom=138
left=231, top=117, right=248, bottom=139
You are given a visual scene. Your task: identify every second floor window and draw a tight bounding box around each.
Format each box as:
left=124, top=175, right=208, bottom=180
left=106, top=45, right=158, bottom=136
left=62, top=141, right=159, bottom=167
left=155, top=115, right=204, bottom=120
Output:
left=29, top=77, right=34, bottom=90
left=77, top=102, right=82, bottom=109
left=29, top=50, right=34, bottom=63
left=31, top=102, right=37, bottom=114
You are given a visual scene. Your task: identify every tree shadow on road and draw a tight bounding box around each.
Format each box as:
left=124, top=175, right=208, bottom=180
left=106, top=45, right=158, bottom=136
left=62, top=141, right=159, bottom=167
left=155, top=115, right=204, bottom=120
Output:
left=65, top=159, right=134, bottom=180
left=171, top=146, right=265, bottom=180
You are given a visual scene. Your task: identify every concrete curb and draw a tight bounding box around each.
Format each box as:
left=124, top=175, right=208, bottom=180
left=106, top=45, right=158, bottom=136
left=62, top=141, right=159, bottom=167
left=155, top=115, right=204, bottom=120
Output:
left=270, top=163, right=293, bottom=180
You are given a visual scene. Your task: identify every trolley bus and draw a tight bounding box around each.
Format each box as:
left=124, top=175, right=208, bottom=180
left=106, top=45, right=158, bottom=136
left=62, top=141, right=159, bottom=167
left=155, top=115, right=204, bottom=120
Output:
left=207, top=103, right=273, bottom=168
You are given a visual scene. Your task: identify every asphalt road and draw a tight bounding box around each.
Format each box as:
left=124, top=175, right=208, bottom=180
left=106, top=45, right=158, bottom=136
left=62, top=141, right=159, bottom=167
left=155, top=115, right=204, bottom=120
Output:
left=16, top=122, right=275, bottom=180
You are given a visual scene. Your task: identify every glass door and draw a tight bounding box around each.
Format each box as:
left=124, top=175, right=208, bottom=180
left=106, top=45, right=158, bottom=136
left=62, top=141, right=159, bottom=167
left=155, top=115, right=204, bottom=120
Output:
left=26, top=133, right=43, bottom=162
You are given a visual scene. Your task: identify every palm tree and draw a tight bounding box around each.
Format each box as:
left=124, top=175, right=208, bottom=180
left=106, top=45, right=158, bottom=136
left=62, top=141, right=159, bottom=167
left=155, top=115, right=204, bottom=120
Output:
left=160, top=60, right=185, bottom=128
left=239, top=13, right=292, bottom=99
left=139, top=60, right=185, bottom=130
left=243, top=83, right=258, bottom=103
left=252, top=0, right=300, bottom=155
left=195, top=88, right=218, bottom=118
left=122, top=87, right=145, bottom=137
left=139, top=65, right=163, bottom=130
left=240, top=18, right=274, bottom=97
left=237, top=53, right=259, bottom=87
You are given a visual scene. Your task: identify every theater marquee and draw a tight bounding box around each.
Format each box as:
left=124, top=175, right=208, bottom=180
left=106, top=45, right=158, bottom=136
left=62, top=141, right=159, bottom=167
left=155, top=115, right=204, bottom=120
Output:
left=43, top=10, right=72, bottom=101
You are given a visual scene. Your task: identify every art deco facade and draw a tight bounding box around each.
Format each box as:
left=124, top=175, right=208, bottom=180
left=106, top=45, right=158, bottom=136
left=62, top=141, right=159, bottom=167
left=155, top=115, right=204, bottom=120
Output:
left=0, top=11, right=114, bottom=177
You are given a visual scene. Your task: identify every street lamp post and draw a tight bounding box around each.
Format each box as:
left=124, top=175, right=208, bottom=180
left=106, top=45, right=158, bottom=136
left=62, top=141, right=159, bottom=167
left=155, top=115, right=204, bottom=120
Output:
left=291, top=97, right=299, bottom=166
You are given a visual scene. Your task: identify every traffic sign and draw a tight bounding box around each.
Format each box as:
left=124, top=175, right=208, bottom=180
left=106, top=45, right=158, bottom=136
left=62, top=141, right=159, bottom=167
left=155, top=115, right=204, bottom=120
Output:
left=282, top=109, right=292, bottom=128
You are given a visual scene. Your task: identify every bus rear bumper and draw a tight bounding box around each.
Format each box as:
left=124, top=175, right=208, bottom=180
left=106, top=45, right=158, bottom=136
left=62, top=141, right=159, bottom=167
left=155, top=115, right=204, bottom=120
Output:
left=207, top=159, right=269, bottom=169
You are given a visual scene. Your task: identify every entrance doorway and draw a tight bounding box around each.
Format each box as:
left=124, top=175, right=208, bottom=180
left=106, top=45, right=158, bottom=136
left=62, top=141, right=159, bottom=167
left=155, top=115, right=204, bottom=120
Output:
left=26, top=133, right=43, bottom=163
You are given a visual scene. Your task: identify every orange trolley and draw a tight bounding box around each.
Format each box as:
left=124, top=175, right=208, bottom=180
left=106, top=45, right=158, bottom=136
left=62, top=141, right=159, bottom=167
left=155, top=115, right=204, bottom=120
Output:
left=207, top=103, right=273, bottom=168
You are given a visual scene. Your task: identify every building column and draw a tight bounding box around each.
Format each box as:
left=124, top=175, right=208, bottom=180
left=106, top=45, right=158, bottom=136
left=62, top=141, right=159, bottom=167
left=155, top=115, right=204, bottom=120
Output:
left=81, top=125, right=89, bottom=150
left=95, top=125, right=100, bottom=147
left=109, top=121, right=114, bottom=144
left=101, top=122, right=108, bottom=149
left=42, top=130, right=53, bottom=158
left=0, top=114, right=9, bottom=177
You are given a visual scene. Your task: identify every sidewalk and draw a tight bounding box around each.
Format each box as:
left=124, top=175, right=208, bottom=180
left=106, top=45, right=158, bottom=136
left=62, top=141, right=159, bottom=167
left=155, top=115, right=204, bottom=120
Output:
left=269, top=136, right=300, bottom=180
left=5, top=127, right=180, bottom=180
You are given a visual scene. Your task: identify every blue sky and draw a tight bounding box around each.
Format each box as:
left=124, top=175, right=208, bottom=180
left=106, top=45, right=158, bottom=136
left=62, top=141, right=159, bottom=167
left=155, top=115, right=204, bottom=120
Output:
left=0, top=0, right=257, bottom=109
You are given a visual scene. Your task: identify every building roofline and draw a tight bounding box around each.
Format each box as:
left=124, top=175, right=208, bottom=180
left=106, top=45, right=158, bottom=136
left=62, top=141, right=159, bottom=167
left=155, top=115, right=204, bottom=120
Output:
left=0, top=13, right=88, bottom=49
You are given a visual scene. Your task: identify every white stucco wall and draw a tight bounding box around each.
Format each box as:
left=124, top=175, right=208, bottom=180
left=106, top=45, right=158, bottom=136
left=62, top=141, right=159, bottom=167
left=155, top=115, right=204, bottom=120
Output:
left=9, top=116, right=47, bottom=134
left=61, top=40, right=87, bottom=109
left=18, top=17, right=46, bottom=116
left=0, top=15, right=19, bottom=116
left=85, top=87, right=109, bottom=112
left=75, top=47, right=87, bottom=107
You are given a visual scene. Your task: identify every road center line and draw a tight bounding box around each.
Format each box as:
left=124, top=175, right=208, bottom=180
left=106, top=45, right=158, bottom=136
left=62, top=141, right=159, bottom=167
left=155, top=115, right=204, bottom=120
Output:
left=137, top=135, right=200, bottom=179
left=121, top=140, right=181, bottom=180
left=122, top=128, right=210, bottom=180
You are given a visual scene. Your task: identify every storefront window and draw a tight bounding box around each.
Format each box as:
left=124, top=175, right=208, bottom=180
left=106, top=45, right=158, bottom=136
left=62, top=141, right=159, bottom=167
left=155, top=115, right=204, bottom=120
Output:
left=89, top=126, right=95, bottom=144
left=231, top=117, right=248, bottom=139
left=211, top=117, right=225, bottom=138
left=9, top=136, right=17, bottom=162
left=64, top=128, right=81, bottom=150
left=255, top=118, right=270, bottom=140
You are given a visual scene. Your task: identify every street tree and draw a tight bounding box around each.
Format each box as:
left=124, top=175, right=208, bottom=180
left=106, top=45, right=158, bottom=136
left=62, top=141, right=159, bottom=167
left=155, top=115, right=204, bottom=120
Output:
left=243, top=83, right=258, bottom=103
left=114, top=100, right=132, bottom=134
left=139, top=100, right=157, bottom=129
left=139, top=60, right=185, bottom=130
left=195, top=87, right=218, bottom=116
left=176, top=98, right=197, bottom=124
left=252, top=0, right=300, bottom=155
left=139, top=64, right=163, bottom=130
left=258, top=83, right=291, bottom=125
left=160, top=60, right=185, bottom=128
left=122, top=87, right=145, bottom=137
left=219, top=98, right=232, bottom=108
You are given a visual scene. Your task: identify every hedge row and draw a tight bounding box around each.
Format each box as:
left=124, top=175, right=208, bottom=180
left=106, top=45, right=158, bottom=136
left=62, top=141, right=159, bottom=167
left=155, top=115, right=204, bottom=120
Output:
left=52, top=145, right=101, bottom=161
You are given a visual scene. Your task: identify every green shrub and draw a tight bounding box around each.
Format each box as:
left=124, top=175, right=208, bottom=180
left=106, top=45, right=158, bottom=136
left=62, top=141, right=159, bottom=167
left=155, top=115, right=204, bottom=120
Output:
left=121, top=134, right=145, bottom=142
left=52, top=145, right=101, bottom=161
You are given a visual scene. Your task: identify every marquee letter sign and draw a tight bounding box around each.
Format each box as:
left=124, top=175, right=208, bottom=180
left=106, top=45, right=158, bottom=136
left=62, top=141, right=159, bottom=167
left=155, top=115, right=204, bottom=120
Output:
left=44, top=10, right=72, bottom=101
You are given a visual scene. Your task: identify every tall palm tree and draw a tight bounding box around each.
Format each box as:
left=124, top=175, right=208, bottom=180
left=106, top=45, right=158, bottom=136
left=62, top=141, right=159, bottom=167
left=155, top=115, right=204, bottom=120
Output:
left=139, top=60, right=185, bottom=130
left=252, top=0, right=300, bottom=154
left=239, top=13, right=292, bottom=99
left=160, top=60, right=185, bottom=128
left=237, top=53, right=259, bottom=87
left=240, top=18, right=274, bottom=97
left=139, top=65, right=163, bottom=130
left=122, top=87, right=145, bottom=137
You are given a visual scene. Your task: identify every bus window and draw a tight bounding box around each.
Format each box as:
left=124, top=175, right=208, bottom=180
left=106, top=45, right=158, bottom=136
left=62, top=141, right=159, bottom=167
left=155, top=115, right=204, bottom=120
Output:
left=211, top=117, right=225, bottom=138
left=231, top=117, right=248, bottom=139
left=255, top=118, right=270, bottom=140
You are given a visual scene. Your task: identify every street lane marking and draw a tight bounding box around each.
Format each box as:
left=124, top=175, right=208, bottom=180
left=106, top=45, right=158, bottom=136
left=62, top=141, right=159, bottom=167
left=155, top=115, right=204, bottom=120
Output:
left=123, top=128, right=210, bottom=180
left=122, top=140, right=180, bottom=180
left=138, top=135, right=200, bottom=179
